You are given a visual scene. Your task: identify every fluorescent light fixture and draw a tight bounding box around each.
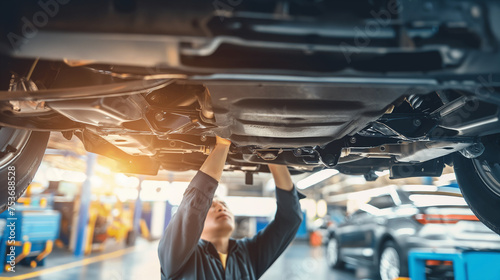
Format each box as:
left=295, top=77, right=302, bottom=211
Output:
left=300, top=199, right=317, bottom=219
left=116, top=188, right=139, bottom=202
left=434, top=173, right=457, bottom=186
left=375, top=170, right=390, bottom=177
left=90, top=175, right=103, bottom=188
left=297, top=169, right=339, bottom=190
left=409, top=194, right=467, bottom=207
left=343, top=176, right=367, bottom=186
left=48, top=168, right=87, bottom=183
left=316, top=199, right=328, bottom=218
left=115, top=173, right=140, bottom=188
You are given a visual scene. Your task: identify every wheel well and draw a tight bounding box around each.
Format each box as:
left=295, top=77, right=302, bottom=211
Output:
left=328, top=230, right=336, bottom=240
left=376, top=234, right=395, bottom=263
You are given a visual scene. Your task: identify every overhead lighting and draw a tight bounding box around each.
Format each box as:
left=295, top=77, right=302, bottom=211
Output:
left=434, top=173, right=457, bottom=186
left=300, top=199, right=317, bottom=219
left=343, top=176, right=367, bottom=186
left=46, top=167, right=87, bottom=183
left=375, top=170, right=390, bottom=177
left=316, top=199, right=328, bottom=218
left=115, top=173, right=140, bottom=188
left=116, top=188, right=139, bottom=202
left=297, top=169, right=339, bottom=190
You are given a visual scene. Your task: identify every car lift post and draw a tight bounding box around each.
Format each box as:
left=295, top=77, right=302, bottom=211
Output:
left=128, top=177, right=143, bottom=246
left=74, top=153, right=97, bottom=257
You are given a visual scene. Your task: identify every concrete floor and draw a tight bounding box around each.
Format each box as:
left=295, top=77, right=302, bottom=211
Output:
left=260, top=242, right=358, bottom=280
left=1, top=239, right=359, bottom=280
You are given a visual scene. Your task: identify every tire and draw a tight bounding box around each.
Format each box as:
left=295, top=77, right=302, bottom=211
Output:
left=0, top=127, right=50, bottom=212
left=454, top=135, right=500, bottom=235
left=326, top=236, right=344, bottom=269
left=378, top=241, right=406, bottom=280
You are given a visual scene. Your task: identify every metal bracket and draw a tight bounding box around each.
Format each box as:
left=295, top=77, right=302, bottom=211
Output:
left=316, top=139, right=344, bottom=167
left=390, top=157, right=444, bottom=179
left=459, top=142, right=485, bottom=159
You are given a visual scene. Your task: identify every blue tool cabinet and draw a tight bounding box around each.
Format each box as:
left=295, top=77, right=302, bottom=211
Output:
left=0, top=207, right=60, bottom=274
left=409, top=249, right=500, bottom=280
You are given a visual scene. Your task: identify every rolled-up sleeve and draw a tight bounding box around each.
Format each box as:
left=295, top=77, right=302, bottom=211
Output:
left=158, top=171, right=218, bottom=279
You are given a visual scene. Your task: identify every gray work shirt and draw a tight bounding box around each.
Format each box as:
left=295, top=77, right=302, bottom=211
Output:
left=158, top=171, right=304, bottom=280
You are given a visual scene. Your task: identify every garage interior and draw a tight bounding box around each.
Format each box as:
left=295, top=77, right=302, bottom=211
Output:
left=2, top=130, right=497, bottom=280
left=1, top=0, right=500, bottom=280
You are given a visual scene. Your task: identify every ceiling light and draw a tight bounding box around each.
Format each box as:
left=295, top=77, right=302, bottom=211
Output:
left=297, top=169, right=339, bottom=190
left=375, top=170, right=390, bottom=177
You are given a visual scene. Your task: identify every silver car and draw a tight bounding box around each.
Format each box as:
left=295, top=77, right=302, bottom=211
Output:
left=326, top=185, right=500, bottom=280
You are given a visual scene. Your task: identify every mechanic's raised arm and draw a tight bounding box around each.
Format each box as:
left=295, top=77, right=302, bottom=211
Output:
left=245, top=164, right=304, bottom=278
left=157, top=137, right=230, bottom=278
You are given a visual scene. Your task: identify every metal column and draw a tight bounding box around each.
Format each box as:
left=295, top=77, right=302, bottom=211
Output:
left=127, top=177, right=143, bottom=246
left=74, top=153, right=97, bottom=257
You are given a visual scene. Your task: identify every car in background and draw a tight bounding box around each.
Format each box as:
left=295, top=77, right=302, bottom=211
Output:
left=325, top=185, right=500, bottom=280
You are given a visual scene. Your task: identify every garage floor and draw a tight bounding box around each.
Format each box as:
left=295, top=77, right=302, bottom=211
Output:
left=2, top=240, right=358, bottom=280
left=260, top=242, right=358, bottom=280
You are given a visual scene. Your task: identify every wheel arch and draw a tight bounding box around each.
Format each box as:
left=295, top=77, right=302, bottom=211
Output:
left=376, top=232, right=410, bottom=278
left=375, top=233, right=396, bottom=265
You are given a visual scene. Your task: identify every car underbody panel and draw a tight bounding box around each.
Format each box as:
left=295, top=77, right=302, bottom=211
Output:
left=0, top=0, right=499, bottom=180
left=205, top=81, right=407, bottom=147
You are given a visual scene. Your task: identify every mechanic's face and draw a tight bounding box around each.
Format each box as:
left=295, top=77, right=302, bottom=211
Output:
left=202, top=198, right=235, bottom=238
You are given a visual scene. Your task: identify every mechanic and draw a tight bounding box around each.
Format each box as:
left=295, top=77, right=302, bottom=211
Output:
left=158, top=136, right=304, bottom=279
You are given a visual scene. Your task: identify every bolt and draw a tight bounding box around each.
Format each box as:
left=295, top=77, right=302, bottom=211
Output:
left=201, top=135, right=207, bottom=142
left=482, top=162, right=491, bottom=172
left=349, top=137, right=357, bottom=144
left=323, top=154, right=336, bottom=166
left=413, top=119, right=422, bottom=127
left=262, top=153, right=276, bottom=160
left=380, top=146, right=386, bottom=151
left=448, top=49, right=463, bottom=61
left=155, top=112, right=165, bottom=122
left=228, top=21, right=242, bottom=29
left=471, top=5, right=481, bottom=18
left=295, top=149, right=302, bottom=155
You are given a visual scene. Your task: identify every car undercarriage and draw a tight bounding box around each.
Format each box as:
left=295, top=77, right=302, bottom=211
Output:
left=1, top=0, right=500, bottom=233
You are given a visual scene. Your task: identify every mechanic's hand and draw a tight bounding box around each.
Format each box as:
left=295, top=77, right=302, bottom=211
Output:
left=268, top=164, right=294, bottom=191
left=216, top=136, right=231, bottom=146
left=200, top=136, right=231, bottom=182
